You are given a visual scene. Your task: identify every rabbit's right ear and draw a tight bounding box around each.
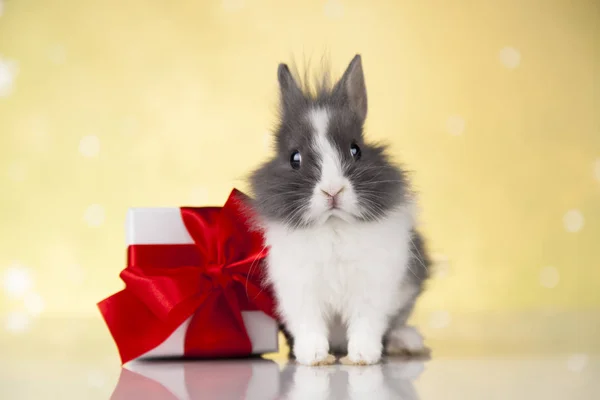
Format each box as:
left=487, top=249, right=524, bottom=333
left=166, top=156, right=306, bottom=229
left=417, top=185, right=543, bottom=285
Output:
left=332, top=54, right=367, bottom=122
left=277, top=63, right=304, bottom=115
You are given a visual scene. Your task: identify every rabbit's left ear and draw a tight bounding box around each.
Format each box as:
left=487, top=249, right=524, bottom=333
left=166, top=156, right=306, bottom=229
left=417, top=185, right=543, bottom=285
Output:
left=277, top=63, right=305, bottom=117
left=333, top=54, right=367, bottom=122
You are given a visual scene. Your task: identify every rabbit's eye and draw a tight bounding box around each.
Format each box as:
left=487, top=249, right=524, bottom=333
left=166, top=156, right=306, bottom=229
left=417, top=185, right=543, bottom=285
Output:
left=290, top=151, right=302, bottom=170
left=350, top=143, right=361, bottom=160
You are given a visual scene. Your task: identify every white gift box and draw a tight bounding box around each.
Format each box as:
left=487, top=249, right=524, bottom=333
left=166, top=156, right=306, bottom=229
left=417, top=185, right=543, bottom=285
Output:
left=126, top=207, right=279, bottom=359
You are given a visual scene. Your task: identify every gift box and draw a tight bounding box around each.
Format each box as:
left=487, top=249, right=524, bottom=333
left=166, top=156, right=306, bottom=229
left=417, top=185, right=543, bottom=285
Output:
left=111, top=359, right=280, bottom=400
left=98, top=189, right=279, bottom=364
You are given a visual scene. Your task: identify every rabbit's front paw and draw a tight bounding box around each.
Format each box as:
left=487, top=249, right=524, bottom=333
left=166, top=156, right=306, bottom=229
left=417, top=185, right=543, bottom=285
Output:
left=343, top=335, right=382, bottom=365
left=294, top=334, right=336, bottom=366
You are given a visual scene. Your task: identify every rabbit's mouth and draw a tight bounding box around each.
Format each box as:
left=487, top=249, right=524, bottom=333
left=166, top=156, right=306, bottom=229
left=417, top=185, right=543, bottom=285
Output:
left=327, top=208, right=356, bottom=224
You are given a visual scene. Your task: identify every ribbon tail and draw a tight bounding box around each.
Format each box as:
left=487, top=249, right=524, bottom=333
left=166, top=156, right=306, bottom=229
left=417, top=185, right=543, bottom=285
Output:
left=221, top=285, right=253, bottom=345
left=184, top=290, right=252, bottom=357
left=98, top=290, right=183, bottom=364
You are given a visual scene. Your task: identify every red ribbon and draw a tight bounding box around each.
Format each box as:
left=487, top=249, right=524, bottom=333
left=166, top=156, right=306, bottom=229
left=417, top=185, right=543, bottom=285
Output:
left=97, top=189, right=277, bottom=364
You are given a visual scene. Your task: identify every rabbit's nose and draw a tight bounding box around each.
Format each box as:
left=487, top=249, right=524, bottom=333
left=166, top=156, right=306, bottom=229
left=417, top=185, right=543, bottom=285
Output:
left=321, top=187, right=345, bottom=208
left=321, top=186, right=345, bottom=198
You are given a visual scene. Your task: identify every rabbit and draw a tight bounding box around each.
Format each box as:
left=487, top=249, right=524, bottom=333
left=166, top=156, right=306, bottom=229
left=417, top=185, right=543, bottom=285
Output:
left=248, top=54, right=431, bottom=366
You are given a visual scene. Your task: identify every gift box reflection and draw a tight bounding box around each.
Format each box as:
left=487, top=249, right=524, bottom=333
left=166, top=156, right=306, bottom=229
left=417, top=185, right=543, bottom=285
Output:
left=111, top=359, right=425, bottom=400
left=112, top=360, right=280, bottom=400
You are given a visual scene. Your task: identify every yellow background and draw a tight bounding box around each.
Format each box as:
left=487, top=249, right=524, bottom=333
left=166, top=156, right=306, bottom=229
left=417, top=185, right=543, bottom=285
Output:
left=0, top=0, right=599, bottom=339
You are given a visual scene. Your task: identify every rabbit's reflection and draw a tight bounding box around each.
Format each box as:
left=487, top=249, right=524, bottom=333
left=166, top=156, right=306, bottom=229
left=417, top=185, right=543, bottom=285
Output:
left=111, top=357, right=425, bottom=400
left=280, top=358, right=424, bottom=400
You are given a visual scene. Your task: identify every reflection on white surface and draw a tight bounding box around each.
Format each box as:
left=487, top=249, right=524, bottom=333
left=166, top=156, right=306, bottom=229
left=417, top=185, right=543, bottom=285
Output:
left=112, top=359, right=280, bottom=400
left=110, top=358, right=425, bottom=400
left=280, top=359, right=424, bottom=400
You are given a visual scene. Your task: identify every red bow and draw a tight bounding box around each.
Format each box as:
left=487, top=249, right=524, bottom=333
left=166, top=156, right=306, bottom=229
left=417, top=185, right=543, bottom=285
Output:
left=97, top=189, right=277, bottom=364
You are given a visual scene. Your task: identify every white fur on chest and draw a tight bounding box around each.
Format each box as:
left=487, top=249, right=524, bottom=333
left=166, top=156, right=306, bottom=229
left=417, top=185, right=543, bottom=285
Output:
left=263, top=207, right=415, bottom=322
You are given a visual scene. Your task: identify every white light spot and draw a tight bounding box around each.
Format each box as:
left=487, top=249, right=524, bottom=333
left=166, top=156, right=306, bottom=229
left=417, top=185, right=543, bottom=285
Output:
left=48, top=44, right=67, bottom=65
left=84, top=204, right=105, bottom=227
left=567, top=354, right=588, bottom=372
left=87, top=370, right=107, bottom=388
left=0, top=1, right=4, bottom=17
left=324, top=0, right=344, bottom=19
left=189, top=187, right=208, bottom=205
left=429, top=310, right=451, bottom=329
left=0, top=56, right=18, bottom=97
left=593, top=158, right=600, bottom=182
left=539, top=266, right=560, bottom=289
left=24, top=292, right=45, bottom=316
left=563, top=209, right=584, bottom=233
left=3, top=264, right=33, bottom=298
left=5, top=311, right=31, bottom=334
left=446, top=115, right=465, bottom=136
left=499, top=47, right=521, bottom=69
left=78, top=135, right=100, bottom=158
left=6, top=162, right=26, bottom=182
left=222, top=0, right=244, bottom=12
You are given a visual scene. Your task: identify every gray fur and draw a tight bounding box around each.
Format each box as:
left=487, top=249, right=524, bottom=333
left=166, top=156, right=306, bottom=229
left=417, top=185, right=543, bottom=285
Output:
left=248, top=54, right=409, bottom=228
left=382, top=229, right=431, bottom=354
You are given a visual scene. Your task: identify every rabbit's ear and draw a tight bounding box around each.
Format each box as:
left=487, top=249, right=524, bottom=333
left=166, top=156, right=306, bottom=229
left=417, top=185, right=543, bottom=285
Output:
left=333, top=54, right=367, bottom=122
left=277, top=63, right=304, bottom=115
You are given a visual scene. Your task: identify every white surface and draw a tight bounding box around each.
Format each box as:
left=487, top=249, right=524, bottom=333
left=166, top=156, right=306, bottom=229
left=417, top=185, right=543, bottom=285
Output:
left=116, top=355, right=600, bottom=400
left=2, top=312, right=600, bottom=399
left=126, top=207, right=279, bottom=357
